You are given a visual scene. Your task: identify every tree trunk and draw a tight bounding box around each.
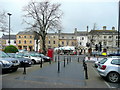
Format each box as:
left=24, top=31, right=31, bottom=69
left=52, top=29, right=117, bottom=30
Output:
left=41, top=36, right=46, bottom=55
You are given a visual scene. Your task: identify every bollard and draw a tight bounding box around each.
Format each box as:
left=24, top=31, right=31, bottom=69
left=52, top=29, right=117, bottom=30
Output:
left=84, top=63, right=88, bottom=79
left=64, top=56, right=65, bottom=67
left=40, top=58, right=43, bottom=68
left=78, top=57, right=79, bottom=62
left=67, top=57, right=68, bottom=64
left=49, top=59, right=51, bottom=64
left=55, top=56, right=56, bottom=62
left=58, top=56, right=60, bottom=73
left=23, top=62, right=26, bottom=74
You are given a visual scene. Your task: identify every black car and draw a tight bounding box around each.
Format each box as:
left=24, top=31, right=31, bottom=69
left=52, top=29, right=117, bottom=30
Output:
left=7, top=53, right=32, bottom=67
left=38, top=54, right=52, bottom=62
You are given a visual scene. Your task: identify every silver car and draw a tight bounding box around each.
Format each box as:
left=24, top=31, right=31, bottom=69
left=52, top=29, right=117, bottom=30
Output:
left=97, top=57, right=120, bottom=83
left=0, top=51, right=20, bottom=72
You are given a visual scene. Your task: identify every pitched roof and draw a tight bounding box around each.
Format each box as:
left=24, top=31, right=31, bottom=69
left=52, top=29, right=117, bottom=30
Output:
left=89, top=30, right=118, bottom=35
left=17, top=31, right=35, bottom=35
left=76, top=31, right=88, bottom=36
left=2, top=35, right=16, bottom=39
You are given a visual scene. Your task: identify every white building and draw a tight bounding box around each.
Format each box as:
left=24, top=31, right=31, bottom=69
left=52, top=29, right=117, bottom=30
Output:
left=1, top=35, right=16, bottom=49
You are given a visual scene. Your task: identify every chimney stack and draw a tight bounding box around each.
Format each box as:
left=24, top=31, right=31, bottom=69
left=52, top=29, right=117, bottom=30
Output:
left=103, top=26, right=106, bottom=30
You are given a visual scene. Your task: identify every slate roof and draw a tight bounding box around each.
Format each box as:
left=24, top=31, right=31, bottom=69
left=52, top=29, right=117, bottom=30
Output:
left=17, top=31, right=35, bottom=35
left=89, top=30, right=118, bottom=35
left=76, top=31, right=88, bottom=36
left=2, top=35, right=16, bottom=39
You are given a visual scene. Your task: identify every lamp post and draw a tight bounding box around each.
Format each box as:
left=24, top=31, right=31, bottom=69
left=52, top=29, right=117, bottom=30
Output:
left=58, top=29, right=61, bottom=73
left=118, top=0, right=120, bottom=53
left=7, top=13, right=12, bottom=45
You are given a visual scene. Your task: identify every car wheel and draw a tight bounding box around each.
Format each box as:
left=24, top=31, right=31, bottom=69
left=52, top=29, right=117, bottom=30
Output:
left=107, top=72, right=120, bottom=83
left=12, top=67, right=18, bottom=72
left=31, top=60, right=36, bottom=64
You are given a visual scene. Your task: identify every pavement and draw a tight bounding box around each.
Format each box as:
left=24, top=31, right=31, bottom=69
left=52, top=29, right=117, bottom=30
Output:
left=2, top=56, right=119, bottom=88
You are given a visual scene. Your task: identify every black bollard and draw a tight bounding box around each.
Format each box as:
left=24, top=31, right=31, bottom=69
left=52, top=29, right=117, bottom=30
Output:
left=23, top=62, right=26, bottom=74
left=58, top=60, right=60, bottom=73
left=84, top=63, right=88, bottom=79
left=49, top=59, right=51, bottom=64
left=58, top=56, right=60, bottom=73
left=64, top=56, right=65, bottom=67
left=78, top=57, right=79, bottom=62
left=40, top=58, right=43, bottom=68
left=55, top=56, right=56, bottom=62
left=67, top=57, right=68, bottom=64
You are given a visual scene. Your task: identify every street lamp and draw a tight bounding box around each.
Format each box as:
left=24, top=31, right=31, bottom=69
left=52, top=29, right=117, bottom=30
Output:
left=118, top=0, right=120, bottom=53
left=7, top=13, right=12, bottom=45
left=58, top=29, right=61, bottom=73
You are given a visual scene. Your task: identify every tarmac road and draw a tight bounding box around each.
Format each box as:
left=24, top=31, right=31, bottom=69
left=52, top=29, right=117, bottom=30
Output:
left=2, top=55, right=120, bottom=88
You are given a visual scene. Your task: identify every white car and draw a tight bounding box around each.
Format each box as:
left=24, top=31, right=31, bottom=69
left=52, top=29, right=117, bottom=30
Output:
left=97, top=57, right=120, bottom=83
left=23, top=53, right=44, bottom=64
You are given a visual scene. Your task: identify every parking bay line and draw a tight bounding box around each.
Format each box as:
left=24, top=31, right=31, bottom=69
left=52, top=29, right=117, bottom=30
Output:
left=92, top=66, right=111, bottom=88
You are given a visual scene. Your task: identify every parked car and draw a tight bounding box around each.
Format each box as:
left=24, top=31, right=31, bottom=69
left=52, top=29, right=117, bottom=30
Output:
left=94, top=58, right=104, bottom=68
left=23, top=52, right=43, bottom=64
left=97, top=57, right=120, bottom=83
left=7, top=53, right=32, bottom=67
left=0, top=51, right=20, bottom=72
left=38, top=54, right=52, bottom=62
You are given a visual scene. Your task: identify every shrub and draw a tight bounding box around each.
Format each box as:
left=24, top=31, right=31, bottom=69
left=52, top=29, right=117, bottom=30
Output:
left=4, top=45, right=18, bottom=53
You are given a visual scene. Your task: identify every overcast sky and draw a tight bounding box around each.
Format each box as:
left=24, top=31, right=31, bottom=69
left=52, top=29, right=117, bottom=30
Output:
left=0, top=0, right=119, bottom=37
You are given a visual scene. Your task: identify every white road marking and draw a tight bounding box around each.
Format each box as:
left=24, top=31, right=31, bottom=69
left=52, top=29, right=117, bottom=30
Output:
left=92, top=66, right=111, bottom=88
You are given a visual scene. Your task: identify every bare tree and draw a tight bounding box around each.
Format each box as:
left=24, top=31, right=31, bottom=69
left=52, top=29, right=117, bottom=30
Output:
left=23, top=0, right=63, bottom=54
left=0, top=10, right=8, bottom=34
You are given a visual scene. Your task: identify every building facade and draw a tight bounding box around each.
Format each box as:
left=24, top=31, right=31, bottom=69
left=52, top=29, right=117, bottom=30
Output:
left=16, top=31, right=36, bottom=51
left=88, top=26, right=118, bottom=53
left=1, top=35, right=16, bottom=49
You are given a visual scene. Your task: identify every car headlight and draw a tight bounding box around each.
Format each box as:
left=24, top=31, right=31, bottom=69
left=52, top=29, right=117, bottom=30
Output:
left=23, top=60, right=28, bottom=63
left=1, top=60, right=11, bottom=64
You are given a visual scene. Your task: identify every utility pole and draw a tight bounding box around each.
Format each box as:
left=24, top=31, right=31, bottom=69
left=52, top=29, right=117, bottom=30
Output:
left=7, top=13, right=12, bottom=45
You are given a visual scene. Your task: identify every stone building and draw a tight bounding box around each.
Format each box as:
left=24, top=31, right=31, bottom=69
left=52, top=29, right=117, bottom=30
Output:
left=16, top=31, right=40, bottom=51
left=88, top=26, right=118, bottom=53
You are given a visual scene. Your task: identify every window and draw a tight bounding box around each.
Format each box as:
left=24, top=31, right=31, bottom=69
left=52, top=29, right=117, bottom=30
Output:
left=30, top=41, right=32, bottom=43
left=104, top=36, right=107, bottom=38
left=24, top=36, right=26, bottom=38
left=103, top=42, right=107, bottom=46
left=14, top=40, right=16, bottom=44
left=109, top=36, right=112, bottom=38
left=99, top=58, right=108, bottom=64
left=80, top=42, right=81, bottom=45
left=111, top=59, right=120, bottom=65
left=53, top=41, right=55, bottom=44
left=48, top=41, right=50, bottom=44
left=19, top=40, right=21, bottom=44
left=67, top=42, right=69, bottom=45
left=30, top=36, right=32, bottom=38
left=24, top=40, right=26, bottom=44
left=62, top=41, right=64, bottom=45
left=72, top=42, right=74, bottom=46
left=116, top=36, right=118, bottom=39
left=82, top=37, right=84, bottom=40
left=18, top=36, right=21, bottom=38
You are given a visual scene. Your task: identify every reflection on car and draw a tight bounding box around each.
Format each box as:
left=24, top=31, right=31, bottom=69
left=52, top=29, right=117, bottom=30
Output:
left=0, top=51, right=20, bottom=72
left=7, top=53, right=32, bottom=67
left=97, top=57, right=120, bottom=83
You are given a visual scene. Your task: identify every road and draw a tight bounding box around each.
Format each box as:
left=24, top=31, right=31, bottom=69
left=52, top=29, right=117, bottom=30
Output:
left=2, top=55, right=120, bottom=88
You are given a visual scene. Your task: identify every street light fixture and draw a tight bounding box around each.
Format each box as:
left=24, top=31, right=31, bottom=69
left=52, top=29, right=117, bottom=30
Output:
left=7, top=13, right=12, bottom=45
